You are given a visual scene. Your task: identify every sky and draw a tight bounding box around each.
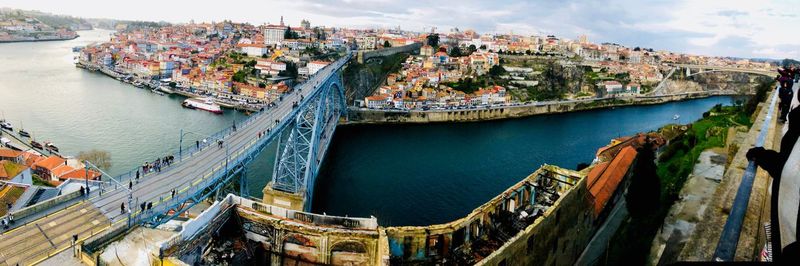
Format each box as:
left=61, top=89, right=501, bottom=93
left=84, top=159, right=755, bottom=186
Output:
left=2, top=0, right=799, bottom=59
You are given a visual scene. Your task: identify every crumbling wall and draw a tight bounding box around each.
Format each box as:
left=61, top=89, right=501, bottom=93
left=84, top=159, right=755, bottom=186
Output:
left=478, top=178, right=595, bottom=266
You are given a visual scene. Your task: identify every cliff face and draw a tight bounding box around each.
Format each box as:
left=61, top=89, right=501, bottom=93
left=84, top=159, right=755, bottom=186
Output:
left=343, top=53, right=409, bottom=104
left=665, top=72, right=768, bottom=95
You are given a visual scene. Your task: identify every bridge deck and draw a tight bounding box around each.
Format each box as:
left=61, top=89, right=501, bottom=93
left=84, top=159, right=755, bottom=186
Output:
left=0, top=55, right=349, bottom=265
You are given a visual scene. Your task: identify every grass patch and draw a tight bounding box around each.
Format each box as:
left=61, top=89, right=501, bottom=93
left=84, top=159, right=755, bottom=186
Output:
left=600, top=103, right=755, bottom=265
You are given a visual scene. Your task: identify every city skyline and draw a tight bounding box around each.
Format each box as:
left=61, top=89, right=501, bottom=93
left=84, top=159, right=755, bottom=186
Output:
left=2, top=0, right=799, bottom=60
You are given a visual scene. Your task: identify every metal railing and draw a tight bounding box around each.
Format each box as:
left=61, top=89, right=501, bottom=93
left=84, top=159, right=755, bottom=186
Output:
left=713, top=85, right=779, bottom=261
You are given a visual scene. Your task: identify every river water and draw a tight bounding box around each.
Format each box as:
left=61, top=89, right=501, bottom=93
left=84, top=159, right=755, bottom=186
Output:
left=0, top=30, right=735, bottom=226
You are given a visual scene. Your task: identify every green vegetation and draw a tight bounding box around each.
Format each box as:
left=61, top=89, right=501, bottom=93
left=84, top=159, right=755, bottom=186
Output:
left=284, top=27, right=299, bottom=39
left=626, top=141, right=661, bottom=218
left=0, top=185, right=25, bottom=216
left=232, top=70, right=247, bottom=83
left=383, top=40, right=392, bottom=48
left=449, top=46, right=463, bottom=57
left=602, top=79, right=774, bottom=265
left=442, top=77, right=485, bottom=94
left=32, top=174, right=53, bottom=187
left=426, top=34, right=439, bottom=47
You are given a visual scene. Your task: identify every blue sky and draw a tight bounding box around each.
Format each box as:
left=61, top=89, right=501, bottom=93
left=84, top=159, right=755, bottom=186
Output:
left=3, top=0, right=799, bottom=59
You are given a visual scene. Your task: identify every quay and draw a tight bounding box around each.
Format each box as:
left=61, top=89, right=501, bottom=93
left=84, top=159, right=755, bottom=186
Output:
left=75, top=61, right=263, bottom=112
left=347, top=90, right=742, bottom=124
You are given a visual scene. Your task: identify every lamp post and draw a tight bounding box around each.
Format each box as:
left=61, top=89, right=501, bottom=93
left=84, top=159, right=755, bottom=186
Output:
left=178, top=129, right=215, bottom=160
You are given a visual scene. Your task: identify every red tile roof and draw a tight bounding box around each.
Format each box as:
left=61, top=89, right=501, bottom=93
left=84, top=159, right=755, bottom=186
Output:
left=586, top=146, right=637, bottom=217
left=0, top=149, right=22, bottom=159
left=32, top=156, right=66, bottom=171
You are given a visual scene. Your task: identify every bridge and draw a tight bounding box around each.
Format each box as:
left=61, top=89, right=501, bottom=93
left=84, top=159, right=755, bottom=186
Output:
left=0, top=52, right=354, bottom=265
left=671, top=63, right=774, bottom=77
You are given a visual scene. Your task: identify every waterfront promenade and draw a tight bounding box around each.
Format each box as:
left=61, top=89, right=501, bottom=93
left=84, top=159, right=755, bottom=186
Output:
left=347, top=90, right=742, bottom=124
left=0, top=55, right=347, bottom=265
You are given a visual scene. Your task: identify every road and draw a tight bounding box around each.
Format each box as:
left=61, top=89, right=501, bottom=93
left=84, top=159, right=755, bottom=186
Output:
left=0, top=54, right=350, bottom=265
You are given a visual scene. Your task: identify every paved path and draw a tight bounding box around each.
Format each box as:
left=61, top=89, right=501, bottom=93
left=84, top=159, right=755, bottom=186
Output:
left=0, top=55, right=349, bottom=265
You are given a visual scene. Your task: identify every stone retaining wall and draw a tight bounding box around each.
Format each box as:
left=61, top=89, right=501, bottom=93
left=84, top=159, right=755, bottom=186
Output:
left=347, top=92, right=736, bottom=124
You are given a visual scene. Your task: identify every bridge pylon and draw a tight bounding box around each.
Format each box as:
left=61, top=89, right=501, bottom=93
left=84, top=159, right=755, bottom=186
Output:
left=264, top=69, right=347, bottom=212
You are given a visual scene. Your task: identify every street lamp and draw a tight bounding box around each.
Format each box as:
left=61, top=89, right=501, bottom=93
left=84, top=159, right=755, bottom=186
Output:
left=179, top=129, right=215, bottom=160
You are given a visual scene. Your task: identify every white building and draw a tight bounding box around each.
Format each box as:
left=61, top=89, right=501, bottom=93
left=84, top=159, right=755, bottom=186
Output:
left=264, top=25, right=285, bottom=46
left=238, top=44, right=269, bottom=57
left=307, top=61, right=330, bottom=75
left=356, top=36, right=377, bottom=50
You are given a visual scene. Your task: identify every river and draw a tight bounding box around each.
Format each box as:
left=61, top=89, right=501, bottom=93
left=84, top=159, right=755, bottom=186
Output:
left=0, top=30, right=735, bottom=226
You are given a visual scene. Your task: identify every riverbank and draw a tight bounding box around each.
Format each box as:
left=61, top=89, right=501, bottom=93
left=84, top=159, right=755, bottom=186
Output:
left=345, top=91, right=743, bottom=124
left=75, top=61, right=262, bottom=112
left=0, top=35, right=79, bottom=43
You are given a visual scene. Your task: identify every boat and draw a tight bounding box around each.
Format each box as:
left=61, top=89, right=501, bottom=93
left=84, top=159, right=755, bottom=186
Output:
left=44, top=142, right=59, bottom=152
left=153, top=89, right=165, bottom=96
left=673, top=114, right=680, bottom=120
left=158, top=85, right=175, bottom=94
left=0, top=121, right=12, bottom=130
left=182, top=97, right=223, bottom=114
left=30, top=140, right=43, bottom=149
left=18, top=122, right=30, bottom=137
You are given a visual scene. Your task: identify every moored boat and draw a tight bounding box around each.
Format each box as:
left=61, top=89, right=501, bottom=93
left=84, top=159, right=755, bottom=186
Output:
left=0, top=121, right=12, bottom=130
left=18, top=129, right=30, bottom=138
left=44, top=141, right=59, bottom=152
left=30, top=140, right=43, bottom=149
left=182, top=97, right=223, bottom=114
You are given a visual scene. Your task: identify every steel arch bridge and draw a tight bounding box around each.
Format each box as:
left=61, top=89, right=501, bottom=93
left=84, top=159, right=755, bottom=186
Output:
left=269, top=71, right=346, bottom=211
left=142, top=55, right=351, bottom=225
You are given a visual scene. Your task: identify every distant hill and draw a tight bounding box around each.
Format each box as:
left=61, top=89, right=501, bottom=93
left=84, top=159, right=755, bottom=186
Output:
left=0, top=8, right=170, bottom=31
left=0, top=8, right=92, bottom=30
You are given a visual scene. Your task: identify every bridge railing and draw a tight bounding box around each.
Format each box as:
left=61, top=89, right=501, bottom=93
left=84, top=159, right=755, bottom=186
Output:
left=117, top=53, right=354, bottom=229
left=107, top=52, right=353, bottom=188
left=713, top=85, right=779, bottom=261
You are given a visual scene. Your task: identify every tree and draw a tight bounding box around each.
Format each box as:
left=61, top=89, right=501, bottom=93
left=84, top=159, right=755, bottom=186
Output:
left=279, top=61, right=298, bottom=78
left=449, top=46, right=462, bottom=57
left=468, top=44, right=477, bottom=55
left=479, top=44, right=487, bottom=50
left=168, top=81, right=177, bottom=88
left=232, top=70, right=247, bottom=82
left=625, top=140, right=661, bottom=217
left=426, top=33, right=440, bottom=47
left=383, top=40, right=392, bottom=48
left=284, top=26, right=299, bottom=39
left=78, top=149, right=112, bottom=171
left=489, top=64, right=506, bottom=77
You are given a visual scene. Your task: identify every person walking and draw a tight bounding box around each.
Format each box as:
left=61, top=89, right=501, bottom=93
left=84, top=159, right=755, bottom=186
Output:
left=120, top=203, right=125, bottom=214
left=128, top=180, right=132, bottom=190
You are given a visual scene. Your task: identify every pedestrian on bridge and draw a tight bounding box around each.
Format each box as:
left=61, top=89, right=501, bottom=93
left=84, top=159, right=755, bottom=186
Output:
left=128, top=180, right=132, bottom=190
left=136, top=170, right=140, bottom=180
left=171, top=189, right=176, bottom=199
left=196, top=140, right=200, bottom=149
left=120, top=203, right=125, bottom=215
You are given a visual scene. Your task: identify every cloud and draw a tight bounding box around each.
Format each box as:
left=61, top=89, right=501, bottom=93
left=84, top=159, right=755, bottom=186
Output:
left=3, top=0, right=799, bottom=59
